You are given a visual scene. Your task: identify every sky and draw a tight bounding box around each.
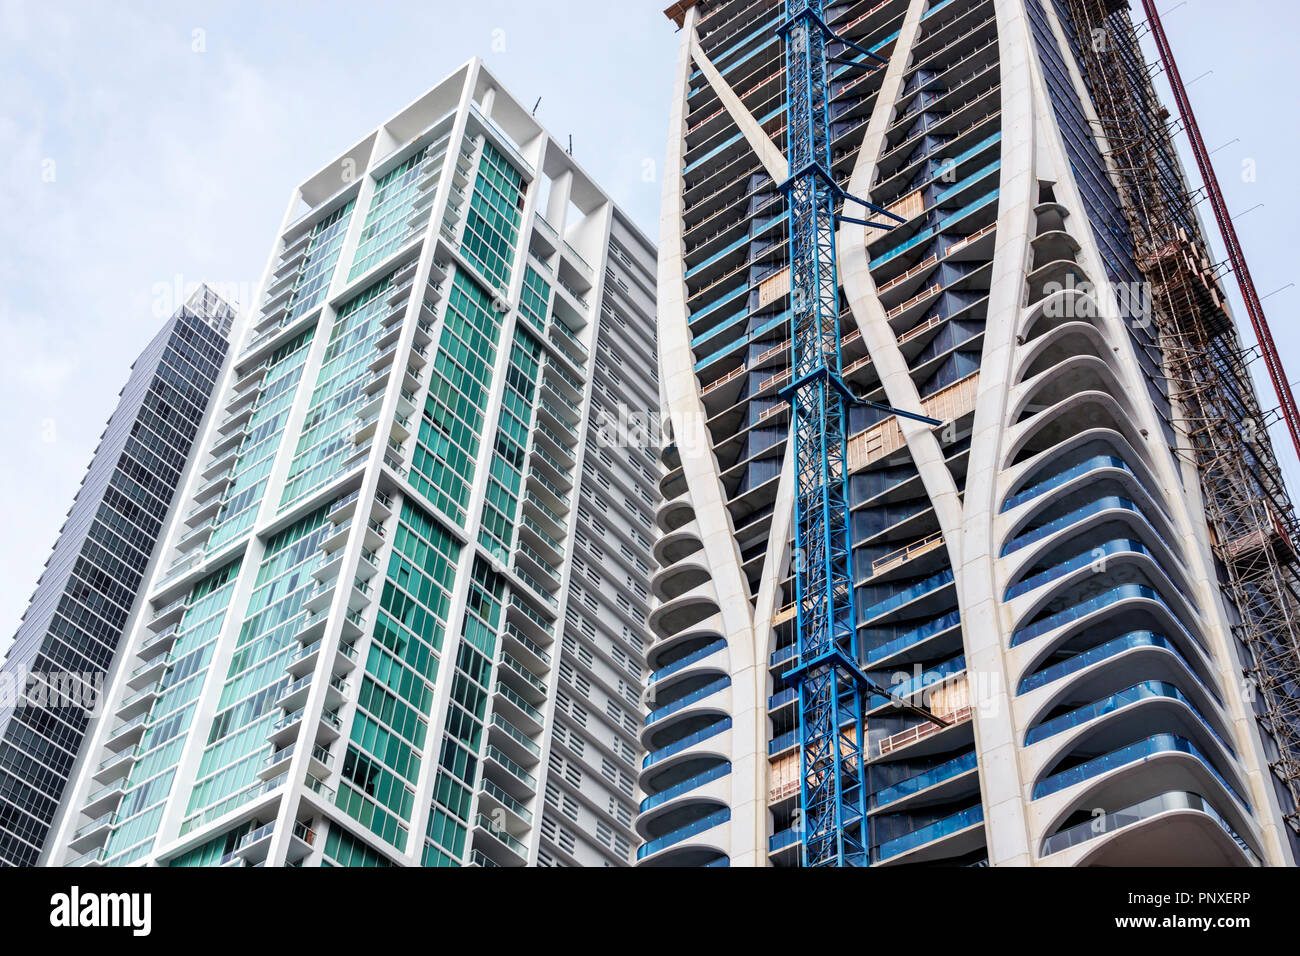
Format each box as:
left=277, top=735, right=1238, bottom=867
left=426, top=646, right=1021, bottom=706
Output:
left=0, top=0, right=1296, bottom=650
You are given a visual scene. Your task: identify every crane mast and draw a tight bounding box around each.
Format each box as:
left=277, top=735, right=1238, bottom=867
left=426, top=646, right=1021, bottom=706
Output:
left=777, top=0, right=937, bottom=867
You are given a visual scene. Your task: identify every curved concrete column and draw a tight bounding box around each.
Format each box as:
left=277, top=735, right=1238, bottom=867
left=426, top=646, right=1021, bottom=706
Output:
left=654, top=3, right=766, bottom=866
left=1017, top=0, right=1289, bottom=865
left=949, top=0, right=1039, bottom=866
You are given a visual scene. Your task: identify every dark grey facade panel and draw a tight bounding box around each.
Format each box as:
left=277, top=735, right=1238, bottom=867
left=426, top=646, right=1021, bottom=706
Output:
left=0, top=288, right=233, bottom=866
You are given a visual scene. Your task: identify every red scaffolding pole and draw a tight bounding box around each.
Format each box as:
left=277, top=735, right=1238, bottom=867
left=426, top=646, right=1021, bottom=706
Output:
left=1141, top=0, right=1300, bottom=465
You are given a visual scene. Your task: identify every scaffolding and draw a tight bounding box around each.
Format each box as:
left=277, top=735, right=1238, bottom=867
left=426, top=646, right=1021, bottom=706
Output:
left=1064, top=0, right=1300, bottom=832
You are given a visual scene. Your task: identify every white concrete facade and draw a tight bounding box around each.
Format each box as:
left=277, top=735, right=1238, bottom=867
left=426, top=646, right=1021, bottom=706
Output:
left=641, top=0, right=1293, bottom=867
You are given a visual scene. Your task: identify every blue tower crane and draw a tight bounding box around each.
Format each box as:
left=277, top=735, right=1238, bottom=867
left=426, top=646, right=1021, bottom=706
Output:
left=776, top=0, right=944, bottom=867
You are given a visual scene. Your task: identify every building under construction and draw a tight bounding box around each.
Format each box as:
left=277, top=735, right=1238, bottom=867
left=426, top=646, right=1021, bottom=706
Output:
left=1065, top=0, right=1300, bottom=843
left=643, top=0, right=1300, bottom=866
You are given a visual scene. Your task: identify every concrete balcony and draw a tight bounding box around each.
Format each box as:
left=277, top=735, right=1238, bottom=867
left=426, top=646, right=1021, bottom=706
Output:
left=472, top=813, right=529, bottom=866
left=67, top=810, right=115, bottom=853
left=103, top=712, right=150, bottom=753
left=874, top=804, right=985, bottom=865
left=81, top=778, right=127, bottom=818
left=137, top=622, right=181, bottom=661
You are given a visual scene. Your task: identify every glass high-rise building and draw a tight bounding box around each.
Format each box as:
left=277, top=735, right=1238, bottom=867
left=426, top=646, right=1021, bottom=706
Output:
left=641, top=0, right=1300, bottom=866
left=0, top=286, right=233, bottom=866
left=47, top=59, right=659, bottom=868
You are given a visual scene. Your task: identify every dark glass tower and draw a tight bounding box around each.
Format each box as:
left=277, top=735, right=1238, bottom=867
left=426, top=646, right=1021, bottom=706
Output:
left=0, top=286, right=232, bottom=865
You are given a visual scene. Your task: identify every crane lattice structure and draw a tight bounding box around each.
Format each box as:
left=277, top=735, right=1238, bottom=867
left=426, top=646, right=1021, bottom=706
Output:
left=777, top=0, right=941, bottom=868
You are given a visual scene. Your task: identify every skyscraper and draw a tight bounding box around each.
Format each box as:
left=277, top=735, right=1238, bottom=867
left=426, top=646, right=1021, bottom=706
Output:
left=0, top=286, right=232, bottom=866
left=642, top=0, right=1300, bottom=867
left=46, top=58, right=658, bottom=868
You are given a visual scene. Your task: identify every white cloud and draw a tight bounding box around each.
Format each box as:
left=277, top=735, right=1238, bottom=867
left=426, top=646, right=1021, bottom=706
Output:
left=0, top=0, right=680, bottom=655
left=0, top=2, right=295, bottom=644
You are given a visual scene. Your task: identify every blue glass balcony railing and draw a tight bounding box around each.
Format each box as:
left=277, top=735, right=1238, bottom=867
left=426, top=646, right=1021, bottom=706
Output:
left=933, top=159, right=1001, bottom=203
left=861, top=161, right=999, bottom=255
left=870, top=750, right=979, bottom=809
left=768, top=687, right=797, bottom=711
left=768, top=728, right=799, bottom=756
left=874, top=804, right=984, bottom=861
left=1001, top=455, right=1134, bottom=513
left=904, top=131, right=1001, bottom=200
left=693, top=310, right=790, bottom=373
left=690, top=304, right=748, bottom=349
left=684, top=214, right=788, bottom=285
left=1032, top=734, right=1246, bottom=805
left=650, top=638, right=728, bottom=685
left=687, top=24, right=776, bottom=89
left=938, top=188, right=998, bottom=230
left=683, top=104, right=784, bottom=175
left=923, top=0, right=958, bottom=21
left=770, top=643, right=796, bottom=669
left=639, top=762, right=731, bottom=814
left=1024, top=681, right=1233, bottom=756
left=693, top=269, right=779, bottom=351
left=1018, top=631, right=1160, bottom=692
left=1040, top=790, right=1260, bottom=864
left=828, top=28, right=900, bottom=82
left=769, top=826, right=800, bottom=853
left=872, top=654, right=966, bottom=707
left=1016, top=631, right=1221, bottom=705
left=863, top=610, right=962, bottom=666
left=695, top=23, right=769, bottom=77
left=645, top=676, right=731, bottom=726
left=870, top=224, right=936, bottom=271
left=768, top=705, right=859, bottom=756
left=684, top=232, right=750, bottom=279
left=1011, top=583, right=1178, bottom=647
left=688, top=282, right=747, bottom=324
left=636, top=808, right=730, bottom=860
left=1002, top=495, right=1147, bottom=557
left=1005, top=538, right=1154, bottom=602
left=857, top=568, right=955, bottom=622
left=643, top=718, right=731, bottom=769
